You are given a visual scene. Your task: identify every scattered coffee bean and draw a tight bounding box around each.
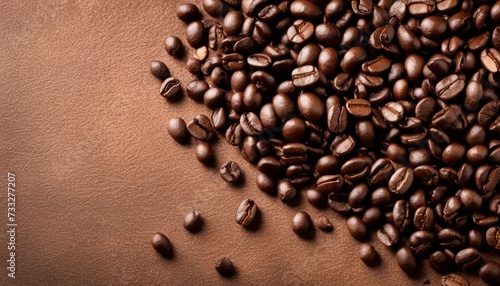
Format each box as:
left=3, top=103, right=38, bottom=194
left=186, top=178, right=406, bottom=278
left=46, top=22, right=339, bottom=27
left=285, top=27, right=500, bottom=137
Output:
left=150, top=232, right=173, bottom=258
left=359, top=243, right=379, bottom=266
left=292, top=211, right=314, bottom=238
left=235, top=199, right=257, bottom=227
left=183, top=210, right=203, bottom=232
left=442, top=273, right=470, bottom=286
left=167, top=117, right=189, bottom=144
left=315, top=215, right=333, bottom=232
left=215, top=257, right=235, bottom=277
left=479, top=261, right=500, bottom=285
left=187, top=114, right=214, bottom=141
left=195, top=142, right=214, bottom=165
left=160, top=77, right=182, bottom=99
left=396, top=246, right=418, bottom=276
left=220, top=161, right=241, bottom=183
left=164, top=36, right=184, bottom=57
left=150, top=60, right=170, bottom=80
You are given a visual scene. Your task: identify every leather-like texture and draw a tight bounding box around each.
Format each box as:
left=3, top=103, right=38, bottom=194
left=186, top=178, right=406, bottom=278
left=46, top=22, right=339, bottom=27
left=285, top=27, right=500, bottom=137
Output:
left=0, top=1, right=489, bottom=285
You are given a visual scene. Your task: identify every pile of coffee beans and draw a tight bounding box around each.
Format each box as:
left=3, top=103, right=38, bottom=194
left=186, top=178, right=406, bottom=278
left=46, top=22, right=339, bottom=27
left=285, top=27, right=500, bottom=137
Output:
left=152, top=0, right=500, bottom=283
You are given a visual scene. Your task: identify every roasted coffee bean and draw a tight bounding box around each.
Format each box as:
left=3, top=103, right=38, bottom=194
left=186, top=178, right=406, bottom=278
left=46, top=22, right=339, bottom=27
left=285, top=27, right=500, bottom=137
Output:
left=287, top=19, right=314, bottom=44
left=396, top=246, right=418, bottom=276
left=362, top=56, right=391, bottom=75
left=455, top=248, right=482, bottom=270
left=292, top=211, right=314, bottom=238
left=441, top=273, right=470, bottom=286
left=242, top=84, right=263, bottom=112
left=186, top=80, right=209, bottom=102
left=186, top=57, right=202, bottom=75
left=359, top=243, right=379, bottom=266
left=160, top=77, right=182, bottom=99
left=473, top=212, right=499, bottom=228
left=185, top=21, right=206, bottom=48
left=282, top=118, right=307, bottom=143
left=438, top=228, right=463, bottom=250
left=151, top=232, right=173, bottom=258
left=286, top=164, right=313, bottom=184
left=414, top=206, right=434, bottom=230
left=429, top=250, right=455, bottom=274
left=195, top=142, right=214, bottom=165
left=240, top=112, right=263, bottom=135
left=176, top=3, right=200, bottom=22
left=235, top=199, right=257, bottom=227
left=388, top=167, right=413, bottom=195
left=150, top=60, right=170, bottom=80
left=241, top=136, right=259, bottom=163
left=479, top=261, right=500, bottom=285
left=203, top=88, right=225, bottom=110
left=436, top=74, right=466, bottom=101
left=467, top=229, right=484, bottom=249
left=256, top=172, right=276, bottom=194
left=225, top=123, right=244, bottom=146
left=215, top=257, right=235, bottom=277
left=486, top=226, right=500, bottom=249
left=478, top=100, right=499, bottom=127
left=340, top=156, right=372, bottom=181
left=315, top=23, right=340, bottom=48
left=297, top=92, right=325, bottom=123
left=409, top=230, right=434, bottom=255
left=363, top=206, right=382, bottom=226
left=281, top=143, right=307, bottom=165
left=292, top=65, right=320, bottom=88
left=371, top=187, right=393, bottom=207
left=219, top=160, right=241, bottom=183
left=167, top=117, right=189, bottom=144
left=251, top=71, right=275, bottom=93
left=377, top=223, right=400, bottom=247
left=481, top=48, right=500, bottom=73
left=272, top=93, right=296, bottom=120
left=164, top=36, right=184, bottom=57
left=327, top=104, right=348, bottom=134
left=277, top=179, right=297, bottom=202
left=369, top=158, right=393, bottom=185
left=184, top=210, right=203, bottom=232
left=314, top=155, right=340, bottom=179
left=348, top=183, right=369, bottom=209
left=397, top=24, right=421, bottom=54
left=315, top=215, right=333, bottom=232
left=247, top=53, right=272, bottom=69
left=381, top=102, right=404, bottom=123
left=289, top=0, right=321, bottom=21
left=393, top=199, right=411, bottom=230
left=187, top=114, right=214, bottom=141
left=341, top=47, right=367, bottom=73
left=346, top=99, right=371, bottom=118
left=296, top=43, right=321, bottom=67
left=346, top=216, right=368, bottom=241
left=306, top=188, right=324, bottom=208
left=316, top=174, right=344, bottom=194
left=413, top=165, right=439, bottom=187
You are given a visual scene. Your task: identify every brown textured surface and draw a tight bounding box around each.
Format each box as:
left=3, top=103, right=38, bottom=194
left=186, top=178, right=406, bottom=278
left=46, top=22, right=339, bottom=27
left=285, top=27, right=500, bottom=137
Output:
left=0, top=1, right=488, bottom=285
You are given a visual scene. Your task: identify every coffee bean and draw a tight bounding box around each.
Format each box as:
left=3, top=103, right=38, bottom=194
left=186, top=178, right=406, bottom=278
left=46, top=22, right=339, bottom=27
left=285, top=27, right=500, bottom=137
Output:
left=315, top=215, right=333, bottom=232
left=340, top=156, right=372, bottom=181
left=176, top=3, right=200, bottom=22
left=381, top=102, right=404, bottom=123
left=297, top=92, right=325, bottom=123
left=429, top=251, right=455, bottom=274
left=184, top=210, right=203, bottom=232
left=164, top=36, right=184, bottom=57
left=203, top=0, right=228, bottom=18
left=242, top=84, right=263, bottom=112
left=292, top=65, right=320, bottom=88
left=305, top=188, right=324, bottom=208
left=388, top=167, right=414, bottom=195
left=316, top=174, right=344, bottom=194
left=414, top=206, right=434, bottom=230
left=220, top=161, right=241, bottom=183
left=241, top=0, right=267, bottom=16
left=455, top=247, right=482, bottom=270
left=346, top=216, right=368, bottom=241
left=441, top=273, right=470, bottom=286
left=359, top=243, right=379, bottom=266
left=195, top=142, right=214, bottom=165
left=150, top=61, right=170, bottom=80
left=289, top=0, right=321, bottom=21
left=151, top=232, right=173, bottom=258
left=327, top=104, right=348, bottom=134
left=215, top=257, right=235, bottom=277
left=187, top=114, right=214, bottom=141
left=479, top=261, right=500, bottom=285
left=225, top=123, right=244, bottom=146
left=167, top=117, right=189, bottom=144
left=486, top=226, right=500, bottom=249
left=240, top=112, right=263, bottom=135
left=256, top=172, right=276, bottom=194
left=341, top=47, right=367, bottom=73
left=393, top=199, right=411, bottom=230
left=346, top=99, right=372, bottom=118
left=292, top=211, right=314, bottom=238
left=436, top=74, right=466, bottom=101
left=396, top=246, right=418, bottom=275
left=287, top=19, right=314, bottom=44
left=277, top=179, right=297, bottom=202
left=258, top=156, right=283, bottom=175
left=160, top=77, right=182, bottom=99
left=282, top=118, right=307, bottom=143
left=186, top=80, right=209, bottom=102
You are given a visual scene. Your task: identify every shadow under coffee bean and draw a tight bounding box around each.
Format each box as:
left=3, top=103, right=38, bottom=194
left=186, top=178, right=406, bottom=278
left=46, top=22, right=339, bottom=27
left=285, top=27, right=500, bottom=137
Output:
left=152, top=0, right=500, bottom=283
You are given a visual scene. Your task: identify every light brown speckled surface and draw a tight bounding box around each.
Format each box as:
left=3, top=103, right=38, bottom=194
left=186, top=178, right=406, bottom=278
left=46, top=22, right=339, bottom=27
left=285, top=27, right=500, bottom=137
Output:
left=0, top=1, right=491, bottom=285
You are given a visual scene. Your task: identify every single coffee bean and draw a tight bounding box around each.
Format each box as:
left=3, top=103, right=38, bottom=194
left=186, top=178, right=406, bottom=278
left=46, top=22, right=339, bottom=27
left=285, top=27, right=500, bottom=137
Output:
left=388, top=167, right=414, bottom=195
left=359, top=243, right=379, bottom=266
left=341, top=47, right=367, bottom=73
left=150, top=60, right=170, bottom=80
left=290, top=0, right=322, bottom=21
left=436, top=74, right=466, bottom=101
left=151, top=232, right=173, bottom=258
left=327, top=104, right=348, bottom=134
left=203, top=0, right=227, bottom=18
left=371, top=187, right=393, bottom=207
left=240, top=112, right=263, bottom=135
left=282, top=118, right=307, bottom=143
left=315, top=23, right=340, bottom=48
left=429, top=251, right=455, bottom=275
left=363, top=206, right=382, bottom=226
left=340, top=156, right=372, bottom=181
left=369, top=158, right=393, bottom=185
left=414, top=206, right=434, bottom=230
left=381, top=102, right=404, bottom=123
left=256, top=172, right=276, bottom=194
left=486, top=226, right=500, bottom=249
left=409, top=230, right=435, bottom=255
left=167, top=117, right=189, bottom=144
left=346, top=99, right=371, bottom=118
left=247, top=53, right=272, bottom=69
left=441, top=273, right=470, bottom=286
left=315, top=215, right=333, bottom=232
left=211, top=107, right=227, bottom=131
left=164, top=36, right=184, bottom=57
left=184, top=210, right=203, bottom=232
left=287, top=19, right=314, bottom=44
left=160, top=77, right=182, bottom=99
left=186, top=80, right=209, bottom=102
left=306, top=188, right=324, bottom=208
left=241, top=0, right=267, bottom=16
left=187, top=114, right=214, bottom=141
left=258, top=156, right=283, bottom=175
left=235, top=199, right=257, bottom=227
left=316, top=174, right=344, bottom=195
left=176, top=3, right=200, bottom=22
left=393, top=199, right=411, bottom=230
left=481, top=48, right=500, bottom=73
left=242, top=84, right=263, bottom=112
left=215, top=257, right=235, bottom=277
left=297, top=92, right=325, bottom=124
left=467, top=229, right=485, bottom=249
left=346, top=216, right=368, bottom=241
left=220, top=161, right=241, bottom=183
left=292, top=211, right=314, bottom=238
left=455, top=247, right=482, bottom=270
left=479, top=261, right=500, bottom=285
left=438, top=228, right=463, bottom=250
left=225, top=123, right=244, bottom=146
left=362, top=56, right=391, bottom=75
left=195, top=142, right=214, bottom=165
left=396, top=246, right=418, bottom=276
left=292, top=65, right=320, bottom=88
left=277, top=179, right=297, bottom=202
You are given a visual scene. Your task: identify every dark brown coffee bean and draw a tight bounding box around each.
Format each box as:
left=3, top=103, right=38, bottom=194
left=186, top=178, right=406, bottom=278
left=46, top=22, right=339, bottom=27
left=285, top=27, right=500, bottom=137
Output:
left=327, top=104, right=348, bottom=134
left=455, top=247, right=482, bottom=270
left=396, top=246, right=418, bottom=276
left=242, top=84, right=263, bottom=112
left=467, top=229, right=484, bottom=249
left=282, top=118, right=307, bottom=143
left=185, top=21, right=206, bottom=48
left=167, top=117, right=189, bottom=144
left=330, top=135, right=356, bottom=157
left=381, top=102, right=404, bottom=123
left=212, top=107, right=227, bottom=130
left=256, top=172, right=276, bottom=194
left=481, top=48, right=500, bottom=73
left=420, top=15, right=447, bottom=40
left=306, top=188, right=324, bottom=207
left=315, top=215, right=333, bottom=232
left=362, top=56, right=391, bottom=75
left=297, top=92, right=325, bottom=123
left=363, top=206, right=382, bottom=226
left=413, top=206, right=434, bottom=230
left=478, top=100, right=499, bottom=127
left=369, top=158, right=393, bottom=185
left=352, top=0, right=373, bottom=16
left=359, top=243, right=379, bottom=266
left=203, top=88, right=225, bottom=110
left=371, top=187, right=393, bottom=207
left=289, top=0, right=321, bottom=21
left=436, top=74, right=466, bottom=101
left=187, top=114, right=214, bottom=141
left=292, top=65, right=320, bottom=88
left=397, top=24, right=421, bottom=54
left=160, top=77, right=182, bottom=99
left=241, top=136, right=258, bottom=163
left=316, top=174, right=344, bottom=194
left=287, top=19, right=314, bottom=44
left=151, top=232, right=173, bottom=258
left=346, top=215, right=368, bottom=241
left=230, top=70, right=249, bottom=92
left=437, top=228, right=463, bottom=250
left=346, top=99, right=371, bottom=118
left=164, top=36, right=184, bottom=57
left=479, top=261, right=500, bottom=285
left=315, top=23, right=340, bottom=48
left=486, top=226, right=500, bottom=249
left=220, top=161, right=241, bottom=183
left=348, top=183, right=369, bottom=209
left=184, top=210, right=203, bottom=232
left=340, top=156, right=372, bottom=181
left=377, top=223, right=400, bottom=247
left=389, top=167, right=414, bottom=195
left=241, top=0, right=267, bottom=16
left=409, top=230, right=434, bottom=255
left=258, top=156, right=283, bottom=175
left=195, top=142, right=214, bottom=165
left=276, top=179, right=296, bottom=202
left=186, top=80, right=209, bottom=102
left=393, top=199, right=411, bottom=230
left=215, top=257, right=234, bottom=277
left=225, top=123, right=244, bottom=146
left=240, top=112, right=263, bottom=135
left=341, top=47, right=367, bottom=73
left=150, top=61, right=170, bottom=80
left=292, top=211, right=314, bottom=238
left=176, top=3, right=200, bottom=22
left=429, top=250, right=456, bottom=275
left=235, top=198, right=257, bottom=227
left=441, top=273, right=470, bottom=286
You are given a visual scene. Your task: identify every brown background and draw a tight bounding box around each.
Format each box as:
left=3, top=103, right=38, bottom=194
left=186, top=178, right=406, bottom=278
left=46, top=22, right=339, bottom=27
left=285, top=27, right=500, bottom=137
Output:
left=0, top=1, right=489, bottom=285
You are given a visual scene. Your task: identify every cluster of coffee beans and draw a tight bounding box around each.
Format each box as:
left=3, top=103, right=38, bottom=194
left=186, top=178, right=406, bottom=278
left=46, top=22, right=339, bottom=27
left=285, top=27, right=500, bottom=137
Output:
left=151, top=0, right=500, bottom=284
